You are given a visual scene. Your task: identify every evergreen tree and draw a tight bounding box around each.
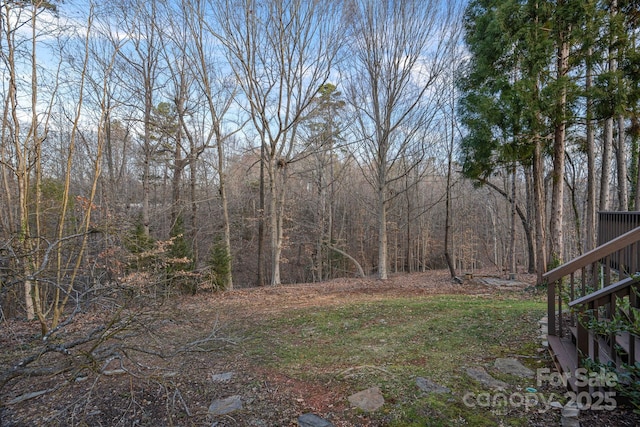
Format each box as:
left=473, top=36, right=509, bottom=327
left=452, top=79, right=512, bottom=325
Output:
left=459, top=0, right=555, bottom=276
left=166, top=215, right=195, bottom=293
left=304, top=83, right=345, bottom=281
left=208, top=236, right=232, bottom=291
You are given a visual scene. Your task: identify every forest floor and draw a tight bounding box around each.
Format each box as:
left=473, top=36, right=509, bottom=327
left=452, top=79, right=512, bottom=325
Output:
left=1, top=269, right=639, bottom=426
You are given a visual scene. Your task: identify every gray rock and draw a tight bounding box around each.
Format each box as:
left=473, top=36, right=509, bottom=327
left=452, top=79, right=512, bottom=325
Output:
left=466, top=367, right=509, bottom=390
left=298, top=413, right=334, bottom=427
left=348, top=386, right=385, bottom=412
left=208, top=395, right=243, bottom=416
left=210, top=372, right=234, bottom=382
left=415, top=377, right=450, bottom=394
left=561, top=406, right=580, bottom=418
left=494, top=358, right=534, bottom=378
left=561, top=417, right=581, bottom=427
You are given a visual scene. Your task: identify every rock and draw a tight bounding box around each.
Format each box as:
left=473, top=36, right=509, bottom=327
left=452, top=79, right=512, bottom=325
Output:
left=415, top=377, right=450, bottom=394
left=561, top=417, right=581, bottom=427
left=466, top=367, right=509, bottom=390
left=348, top=386, right=385, bottom=412
left=561, top=406, right=580, bottom=418
left=494, top=358, right=534, bottom=378
left=210, top=372, right=234, bottom=382
left=550, top=401, right=564, bottom=409
left=208, top=395, right=243, bottom=416
left=298, top=413, right=334, bottom=427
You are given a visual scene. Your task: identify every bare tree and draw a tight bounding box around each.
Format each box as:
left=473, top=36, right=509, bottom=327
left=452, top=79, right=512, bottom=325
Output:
left=212, top=0, right=343, bottom=285
left=114, top=0, right=163, bottom=239
left=162, top=0, right=240, bottom=288
left=346, top=0, right=455, bottom=280
left=1, top=0, right=62, bottom=321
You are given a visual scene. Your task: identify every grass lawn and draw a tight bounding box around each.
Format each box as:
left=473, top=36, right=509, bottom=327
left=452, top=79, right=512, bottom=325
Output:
left=240, top=293, right=547, bottom=426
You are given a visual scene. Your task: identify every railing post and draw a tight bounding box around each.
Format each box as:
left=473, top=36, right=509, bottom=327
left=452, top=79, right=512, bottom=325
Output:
left=593, top=300, right=600, bottom=364
left=631, top=286, right=638, bottom=364
left=576, top=305, right=589, bottom=392
left=609, top=294, right=617, bottom=362
left=558, top=282, right=563, bottom=337
left=548, top=279, right=556, bottom=336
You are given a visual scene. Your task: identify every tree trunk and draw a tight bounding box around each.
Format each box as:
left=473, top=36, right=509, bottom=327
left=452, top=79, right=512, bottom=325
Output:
left=508, top=162, right=517, bottom=275
left=269, top=156, right=285, bottom=286
left=216, top=135, right=233, bottom=290
left=601, top=117, right=613, bottom=212
left=478, top=178, right=534, bottom=276
left=189, top=142, right=199, bottom=265
left=444, top=125, right=456, bottom=279
left=142, top=86, right=152, bottom=237
left=617, top=114, right=628, bottom=210
left=257, top=143, right=265, bottom=286
left=533, top=136, right=547, bottom=280
left=524, top=168, right=536, bottom=273
left=549, top=28, right=569, bottom=267
left=634, top=117, right=640, bottom=210
left=377, top=158, right=388, bottom=280
left=585, top=49, right=597, bottom=252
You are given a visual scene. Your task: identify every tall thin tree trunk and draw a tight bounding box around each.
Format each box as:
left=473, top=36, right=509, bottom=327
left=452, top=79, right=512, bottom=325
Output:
left=269, top=156, right=285, bottom=286
left=142, top=86, right=152, bottom=237
left=634, top=117, right=640, bottom=210
left=406, top=184, right=412, bottom=273
left=524, top=168, right=536, bottom=273
left=257, top=143, right=265, bottom=286
left=377, top=154, right=388, bottom=280
left=508, top=162, right=517, bottom=276
left=533, top=136, right=547, bottom=280
left=549, top=26, right=569, bottom=266
left=617, top=114, right=628, bottom=210
left=601, top=118, right=613, bottom=212
left=190, top=143, right=198, bottom=265
left=444, top=122, right=456, bottom=279
left=216, top=134, right=232, bottom=289
left=585, top=49, right=597, bottom=251
left=601, top=1, right=618, bottom=213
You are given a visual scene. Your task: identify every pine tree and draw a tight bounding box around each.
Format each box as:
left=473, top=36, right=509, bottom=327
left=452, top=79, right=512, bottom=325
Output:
left=208, top=237, right=231, bottom=291
left=166, top=215, right=195, bottom=293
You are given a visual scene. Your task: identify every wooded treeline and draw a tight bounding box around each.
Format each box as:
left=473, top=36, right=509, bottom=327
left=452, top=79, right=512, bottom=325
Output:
left=0, top=0, right=638, bottom=333
left=460, top=0, right=640, bottom=278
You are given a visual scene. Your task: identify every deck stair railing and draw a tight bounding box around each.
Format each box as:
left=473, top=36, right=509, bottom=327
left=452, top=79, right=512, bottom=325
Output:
left=543, top=225, right=640, bottom=391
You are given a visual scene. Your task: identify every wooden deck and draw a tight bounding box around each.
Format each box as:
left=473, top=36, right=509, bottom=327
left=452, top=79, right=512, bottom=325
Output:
left=543, top=218, right=640, bottom=393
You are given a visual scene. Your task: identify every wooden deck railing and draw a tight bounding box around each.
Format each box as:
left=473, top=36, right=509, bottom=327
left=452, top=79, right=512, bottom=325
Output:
left=545, top=226, right=640, bottom=338
left=568, top=276, right=639, bottom=370
left=599, top=211, right=640, bottom=246
left=543, top=226, right=640, bottom=388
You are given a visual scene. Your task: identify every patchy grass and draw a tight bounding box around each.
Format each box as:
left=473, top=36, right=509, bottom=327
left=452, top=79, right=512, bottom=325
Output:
left=14, top=273, right=619, bottom=426
left=240, top=294, right=547, bottom=425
